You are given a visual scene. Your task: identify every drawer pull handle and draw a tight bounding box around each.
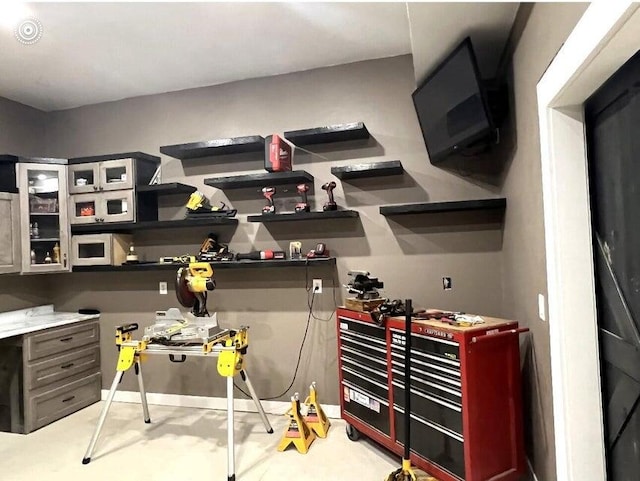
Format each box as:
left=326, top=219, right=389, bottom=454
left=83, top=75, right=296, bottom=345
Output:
left=62, top=395, right=75, bottom=403
left=59, top=337, right=74, bottom=342
left=61, top=363, right=75, bottom=369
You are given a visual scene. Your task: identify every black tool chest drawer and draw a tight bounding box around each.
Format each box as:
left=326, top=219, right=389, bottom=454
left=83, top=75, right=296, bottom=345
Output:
left=390, top=328, right=460, bottom=363
left=342, top=381, right=390, bottom=436
left=339, top=316, right=386, bottom=341
left=392, top=381, right=463, bottom=436
left=394, top=406, right=465, bottom=480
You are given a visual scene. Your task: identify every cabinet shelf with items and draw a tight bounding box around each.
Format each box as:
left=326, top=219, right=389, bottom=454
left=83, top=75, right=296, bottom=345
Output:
left=19, top=162, right=70, bottom=273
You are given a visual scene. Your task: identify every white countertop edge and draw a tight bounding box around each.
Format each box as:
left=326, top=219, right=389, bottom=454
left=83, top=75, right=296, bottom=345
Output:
left=0, top=305, right=100, bottom=340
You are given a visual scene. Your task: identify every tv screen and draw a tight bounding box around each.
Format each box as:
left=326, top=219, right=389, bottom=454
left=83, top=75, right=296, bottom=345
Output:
left=412, top=37, right=494, bottom=163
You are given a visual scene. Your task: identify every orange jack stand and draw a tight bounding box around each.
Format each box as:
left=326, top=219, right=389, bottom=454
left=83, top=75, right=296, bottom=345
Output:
left=303, top=381, right=331, bottom=438
left=277, top=393, right=316, bottom=454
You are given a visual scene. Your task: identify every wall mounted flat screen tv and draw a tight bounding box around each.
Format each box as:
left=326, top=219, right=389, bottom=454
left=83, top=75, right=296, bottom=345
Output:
left=412, top=37, right=495, bottom=163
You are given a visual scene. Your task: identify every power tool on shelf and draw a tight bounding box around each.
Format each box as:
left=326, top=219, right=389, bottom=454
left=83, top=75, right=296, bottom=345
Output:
left=197, top=232, right=235, bottom=262
left=186, top=191, right=237, bottom=218
left=295, top=183, right=310, bottom=213
left=262, top=186, right=276, bottom=214
left=322, top=181, right=337, bottom=211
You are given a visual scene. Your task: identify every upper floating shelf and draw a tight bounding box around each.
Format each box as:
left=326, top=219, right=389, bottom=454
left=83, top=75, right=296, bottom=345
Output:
left=160, top=136, right=265, bottom=160
left=283, top=122, right=370, bottom=146
left=332, top=161, right=403, bottom=180
left=379, top=198, right=507, bottom=216
left=137, top=183, right=196, bottom=194
left=247, top=210, right=360, bottom=223
left=204, top=170, right=313, bottom=190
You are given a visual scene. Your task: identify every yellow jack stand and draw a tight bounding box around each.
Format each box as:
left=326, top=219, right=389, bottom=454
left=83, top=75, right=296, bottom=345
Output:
left=303, top=381, right=331, bottom=438
left=277, top=393, right=316, bottom=454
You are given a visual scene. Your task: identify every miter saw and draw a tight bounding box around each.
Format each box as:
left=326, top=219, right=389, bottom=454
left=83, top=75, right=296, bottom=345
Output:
left=143, top=263, right=228, bottom=346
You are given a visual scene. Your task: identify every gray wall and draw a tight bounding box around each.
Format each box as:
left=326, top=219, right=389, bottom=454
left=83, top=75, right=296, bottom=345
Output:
left=500, top=3, right=588, bottom=481
left=0, top=95, right=51, bottom=312
left=43, top=55, right=504, bottom=401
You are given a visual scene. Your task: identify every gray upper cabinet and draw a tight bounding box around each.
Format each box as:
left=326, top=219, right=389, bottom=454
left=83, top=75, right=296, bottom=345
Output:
left=18, top=163, right=71, bottom=273
left=0, top=193, right=21, bottom=274
left=68, top=158, right=133, bottom=194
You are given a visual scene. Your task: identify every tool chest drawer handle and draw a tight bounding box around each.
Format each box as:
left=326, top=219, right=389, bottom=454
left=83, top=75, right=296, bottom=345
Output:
left=471, top=327, right=529, bottom=343
left=60, top=363, right=75, bottom=369
left=59, top=337, right=74, bottom=342
left=62, top=395, right=76, bottom=403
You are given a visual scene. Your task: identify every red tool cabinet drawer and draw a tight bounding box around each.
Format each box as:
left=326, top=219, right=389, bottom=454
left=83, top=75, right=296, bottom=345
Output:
left=339, top=316, right=386, bottom=341
left=342, top=382, right=390, bottom=436
left=392, top=382, right=463, bottom=436
left=394, top=406, right=465, bottom=480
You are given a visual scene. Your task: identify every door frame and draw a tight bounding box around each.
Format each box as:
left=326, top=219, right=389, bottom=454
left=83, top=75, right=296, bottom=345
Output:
left=537, top=2, right=640, bottom=480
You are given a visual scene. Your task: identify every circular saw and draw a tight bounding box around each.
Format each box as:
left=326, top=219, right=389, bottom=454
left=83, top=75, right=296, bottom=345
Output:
left=176, top=262, right=216, bottom=317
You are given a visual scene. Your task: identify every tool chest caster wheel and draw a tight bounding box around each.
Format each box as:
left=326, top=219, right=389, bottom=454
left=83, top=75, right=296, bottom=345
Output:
left=346, top=423, right=360, bottom=441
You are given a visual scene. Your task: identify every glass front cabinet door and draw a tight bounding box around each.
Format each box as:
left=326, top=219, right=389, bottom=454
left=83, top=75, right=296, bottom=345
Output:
left=19, top=163, right=71, bottom=273
left=0, top=192, right=21, bottom=274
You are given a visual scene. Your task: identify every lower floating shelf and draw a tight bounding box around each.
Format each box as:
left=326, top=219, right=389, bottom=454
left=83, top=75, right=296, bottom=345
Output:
left=71, top=217, right=238, bottom=234
left=247, top=210, right=359, bottom=222
left=379, top=198, right=506, bottom=216
left=71, top=257, right=336, bottom=272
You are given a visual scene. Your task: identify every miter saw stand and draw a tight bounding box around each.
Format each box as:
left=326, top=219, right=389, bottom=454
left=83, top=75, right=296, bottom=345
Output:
left=81, top=264, right=273, bottom=481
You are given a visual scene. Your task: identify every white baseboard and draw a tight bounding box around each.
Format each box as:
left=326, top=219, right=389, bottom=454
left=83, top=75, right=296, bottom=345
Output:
left=101, top=389, right=341, bottom=419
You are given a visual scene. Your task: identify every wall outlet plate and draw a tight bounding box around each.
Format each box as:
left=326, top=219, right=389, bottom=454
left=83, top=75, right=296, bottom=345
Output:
left=159, top=281, right=168, bottom=295
left=312, top=279, right=322, bottom=294
left=443, top=277, right=452, bottom=290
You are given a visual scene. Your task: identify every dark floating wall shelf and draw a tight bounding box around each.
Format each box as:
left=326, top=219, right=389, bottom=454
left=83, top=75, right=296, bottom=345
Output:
left=68, top=152, right=159, bottom=164
left=71, top=217, right=238, bottom=234
left=379, top=198, right=507, bottom=216
left=247, top=210, right=360, bottom=223
left=137, top=183, right=196, bottom=194
left=205, top=170, right=313, bottom=190
left=332, top=161, right=403, bottom=180
left=160, top=136, right=265, bottom=160
left=284, top=122, right=370, bottom=146
left=72, top=257, right=336, bottom=272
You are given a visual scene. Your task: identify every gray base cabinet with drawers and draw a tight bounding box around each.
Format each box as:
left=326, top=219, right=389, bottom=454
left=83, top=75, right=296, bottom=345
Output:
left=0, top=320, right=101, bottom=433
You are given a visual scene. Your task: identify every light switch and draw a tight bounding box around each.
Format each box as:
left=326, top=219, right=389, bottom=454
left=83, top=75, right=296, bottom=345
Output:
left=538, top=293, right=546, bottom=321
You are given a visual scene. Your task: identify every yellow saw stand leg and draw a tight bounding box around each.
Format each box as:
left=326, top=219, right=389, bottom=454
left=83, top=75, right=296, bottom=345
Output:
left=277, top=393, right=316, bottom=454
left=82, top=324, right=149, bottom=464
left=303, top=381, right=331, bottom=438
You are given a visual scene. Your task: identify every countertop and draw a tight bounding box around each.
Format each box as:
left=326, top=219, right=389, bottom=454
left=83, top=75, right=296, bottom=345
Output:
left=0, top=305, right=100, bottom=340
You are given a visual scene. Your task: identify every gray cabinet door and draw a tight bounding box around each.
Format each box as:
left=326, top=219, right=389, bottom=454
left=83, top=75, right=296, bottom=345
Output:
left=19, top=163, right=71, bottom=273
left=0, top=193, right=21, bottom=274
left=99, top=158, right=134, bottom=191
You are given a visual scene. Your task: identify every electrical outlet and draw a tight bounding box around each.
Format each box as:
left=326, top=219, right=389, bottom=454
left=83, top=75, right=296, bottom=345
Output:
left=159, top=282, right=168, bottom=295
left=312, top=279, right=322, bottom=294
left=443, top=277, right=452, bottom=290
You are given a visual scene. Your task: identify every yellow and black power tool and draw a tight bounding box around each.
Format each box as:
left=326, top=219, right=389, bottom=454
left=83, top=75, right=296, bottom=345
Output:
left=176, top=262, right=216, bottom=317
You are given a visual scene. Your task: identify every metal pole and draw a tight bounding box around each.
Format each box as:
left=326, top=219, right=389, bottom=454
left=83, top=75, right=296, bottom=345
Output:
left=241, top=369, right=273, bottom=433
left=404, top=299, right=412, bottom=463
left=82, top=370, right=124, bottom=464
left=227, top=375, right=235, bottom=481
left=136, top=360, right=151, bottom=423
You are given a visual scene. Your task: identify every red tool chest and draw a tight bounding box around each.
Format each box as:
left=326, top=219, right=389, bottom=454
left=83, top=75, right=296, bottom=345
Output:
left=336, top=307, right=526, bottom=481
